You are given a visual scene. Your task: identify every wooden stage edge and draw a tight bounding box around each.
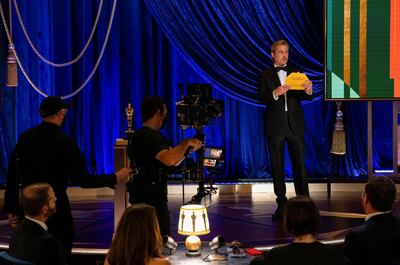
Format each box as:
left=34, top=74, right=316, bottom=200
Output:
left=0, top=182, right=375, bottom=199
left=34, top=182, right=376, bottom=197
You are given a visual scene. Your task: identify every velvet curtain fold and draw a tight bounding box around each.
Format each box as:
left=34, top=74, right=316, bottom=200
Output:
left=144, top=0, right=324, bottom=105
left=0, top=0, right=392, bottom=184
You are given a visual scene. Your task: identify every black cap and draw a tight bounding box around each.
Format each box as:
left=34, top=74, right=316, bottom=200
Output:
left=39, top=96, right=71, bottom=118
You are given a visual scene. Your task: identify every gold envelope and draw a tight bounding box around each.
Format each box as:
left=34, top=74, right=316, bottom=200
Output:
left=285, top=72, right=309, bottom=90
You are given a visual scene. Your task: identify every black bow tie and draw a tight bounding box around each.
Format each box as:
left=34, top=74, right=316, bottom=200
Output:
left=275, top=66, right=287, bottom=72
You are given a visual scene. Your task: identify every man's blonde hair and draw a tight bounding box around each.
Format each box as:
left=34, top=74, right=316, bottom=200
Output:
left=271, top=40, right=289, bottom=53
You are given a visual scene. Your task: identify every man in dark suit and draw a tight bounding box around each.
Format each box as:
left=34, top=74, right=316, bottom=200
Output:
left=343, top=177, right=400, bottom=265
left=258, top=40, right=313, bottom=219
left=7, top=183, right=68, bottom=265
left=2, top=96, right=131, bottom=261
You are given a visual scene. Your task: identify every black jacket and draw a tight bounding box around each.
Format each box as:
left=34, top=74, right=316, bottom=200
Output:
left=343, top=212, right=400, bottom=265
left=8, top=218, right=68, bottom=265
left=258, top=67, right=313, bottom=137
left=250, top=241, right=345, bottom=265
left=2, top=121, right=116, bottom=256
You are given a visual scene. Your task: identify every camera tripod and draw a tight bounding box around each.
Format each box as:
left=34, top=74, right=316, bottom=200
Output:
left=187, top=128, right=218, bottom=206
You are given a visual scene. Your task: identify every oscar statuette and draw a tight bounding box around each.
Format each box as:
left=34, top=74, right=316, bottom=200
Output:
left=125, top=103, right=134, bottom=138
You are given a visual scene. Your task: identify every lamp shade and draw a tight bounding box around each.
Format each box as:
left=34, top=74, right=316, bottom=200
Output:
left=178, top=204, right=210, bottom=236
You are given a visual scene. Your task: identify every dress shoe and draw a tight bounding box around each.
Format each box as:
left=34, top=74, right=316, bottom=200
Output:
left=272, top=206, right=284, bottom=221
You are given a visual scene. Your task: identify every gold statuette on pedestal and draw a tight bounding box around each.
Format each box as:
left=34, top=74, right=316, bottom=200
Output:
left=125, top=103, right=134, bottom=136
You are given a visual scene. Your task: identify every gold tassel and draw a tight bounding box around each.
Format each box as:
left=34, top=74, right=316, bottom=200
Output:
left=7, top=44, right=18, bottom=87
left=330, top=102, right=346, bottom=155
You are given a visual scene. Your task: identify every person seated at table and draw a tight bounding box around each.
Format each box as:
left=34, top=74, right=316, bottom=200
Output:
left=7, top=183, right=67, bottom=265
left=250, top=196, right=345, bottom=265
left=105, top=203, right=170, bottom=265
left=343, top=176, right=400, bottom=265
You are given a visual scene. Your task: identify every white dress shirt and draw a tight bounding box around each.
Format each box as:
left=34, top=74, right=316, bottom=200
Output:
left=273, top=64, right=288, bottom=111
left=365, top=210, right=391, bottom=222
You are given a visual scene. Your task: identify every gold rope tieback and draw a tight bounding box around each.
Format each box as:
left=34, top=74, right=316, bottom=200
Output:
left=330, top=101, right=346, bottom=155
left=6, top=44, right=18, bottom=87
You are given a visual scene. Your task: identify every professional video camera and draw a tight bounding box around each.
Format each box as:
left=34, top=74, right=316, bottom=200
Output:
left=176, top=84, right=224, bottom=128
left=175, top=84, right=224, bottom=205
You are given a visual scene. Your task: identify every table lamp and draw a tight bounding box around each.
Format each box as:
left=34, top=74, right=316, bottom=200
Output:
left=178, top=204, right=210, bottom=256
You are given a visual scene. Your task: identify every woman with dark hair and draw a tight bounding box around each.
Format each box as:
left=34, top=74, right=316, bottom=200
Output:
left=250, top=196, right=344, bottom=265
left=105, top=204, right=170, bottom=265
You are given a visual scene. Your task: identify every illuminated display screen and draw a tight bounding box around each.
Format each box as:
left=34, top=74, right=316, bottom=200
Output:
left=204, top=159, right=217, bottom=167
left=325, top=0, right=400, bottom=100
left=204, top=147, right=223, bottom=159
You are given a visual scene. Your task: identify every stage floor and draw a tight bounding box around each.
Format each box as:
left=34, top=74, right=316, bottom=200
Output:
left=1, top=183, right=399, bottom=251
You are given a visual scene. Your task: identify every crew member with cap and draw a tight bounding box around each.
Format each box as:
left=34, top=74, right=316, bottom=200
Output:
left=2, top=96, right=131, bottom=260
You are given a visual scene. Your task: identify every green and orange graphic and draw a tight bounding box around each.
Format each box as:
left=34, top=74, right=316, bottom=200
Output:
left=326, top=0, right=400, bottom=99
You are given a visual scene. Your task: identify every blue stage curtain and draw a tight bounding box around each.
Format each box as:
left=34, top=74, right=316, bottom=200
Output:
left=1, top=0, right=392, bottom=184
left=144, top=0, right=324, bottom=105
left=142, top=0, right=372, bottom=179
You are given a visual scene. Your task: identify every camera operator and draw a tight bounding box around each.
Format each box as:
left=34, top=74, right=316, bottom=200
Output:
left=128, top=96, right=202, bottom=237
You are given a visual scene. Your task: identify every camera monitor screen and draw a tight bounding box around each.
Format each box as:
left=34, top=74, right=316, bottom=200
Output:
left=325, top=0, right=400, bottom=99
left=204, top=147, right=223, bottom=159
left=204, top=159, right=217, bottom=167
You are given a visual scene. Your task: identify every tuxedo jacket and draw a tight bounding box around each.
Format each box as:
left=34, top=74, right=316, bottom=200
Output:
left=258, top=67, right=313, bottom=137
left=250, top=241, right=345, bottom=265
left=8, top=218, right=68, bottom=265
left=343, top=212, right=400, bottom=265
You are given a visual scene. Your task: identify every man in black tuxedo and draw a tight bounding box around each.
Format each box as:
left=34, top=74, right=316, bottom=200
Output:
left=258, top=40, right=313, bottom=219
left=343, top=177, right=400, bottom=265
left=7, top=183, right=68, bottom=265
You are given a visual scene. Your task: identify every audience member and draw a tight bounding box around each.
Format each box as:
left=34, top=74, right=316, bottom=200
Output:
left=250, top=196, right=344, bottom=265
left=105, top=203, right=170, bottom=265
left=343, top=176, right=400, bottom=265
left=7, top=183, right=67, bottom=265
